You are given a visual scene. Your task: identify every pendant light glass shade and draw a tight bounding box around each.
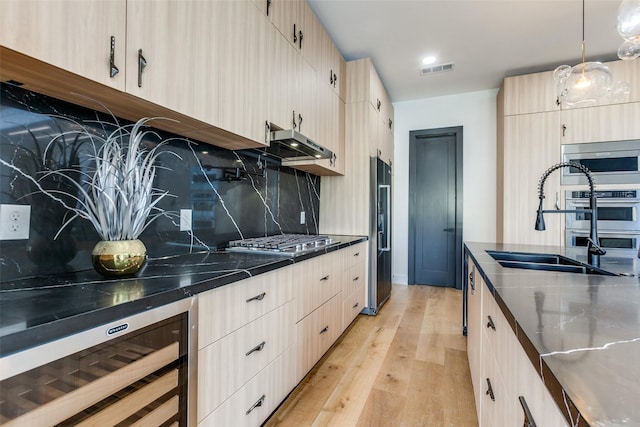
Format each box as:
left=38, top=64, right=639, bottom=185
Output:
left=555, top=0, right=630, bottom=107
left=617, top=0, right=640, bottom=60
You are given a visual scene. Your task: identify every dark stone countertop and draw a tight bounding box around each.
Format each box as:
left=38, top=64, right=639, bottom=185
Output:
left=465, top=242, right=640, bottom=427
left=0, top=235, right=367, bottom=357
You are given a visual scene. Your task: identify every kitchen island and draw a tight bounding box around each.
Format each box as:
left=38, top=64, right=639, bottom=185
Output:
left=465, top=242, right=640, bottom=427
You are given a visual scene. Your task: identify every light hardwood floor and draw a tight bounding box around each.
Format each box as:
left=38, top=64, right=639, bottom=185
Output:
left=264, top=284, right=479, bottom=427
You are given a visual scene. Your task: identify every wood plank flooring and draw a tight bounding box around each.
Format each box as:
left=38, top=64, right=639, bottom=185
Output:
left=264, top=284, right=479, bottom=427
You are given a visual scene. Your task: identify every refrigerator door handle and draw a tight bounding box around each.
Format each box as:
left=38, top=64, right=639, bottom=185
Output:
left=379, top=184, right=391, bottom=252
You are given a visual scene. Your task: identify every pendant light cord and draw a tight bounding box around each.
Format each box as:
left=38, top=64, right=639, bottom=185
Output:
left=581, top=0, right=586, bottom=75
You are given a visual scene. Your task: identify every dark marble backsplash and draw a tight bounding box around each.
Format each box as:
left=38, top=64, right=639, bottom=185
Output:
left=0, top=84, right=321, bottom=281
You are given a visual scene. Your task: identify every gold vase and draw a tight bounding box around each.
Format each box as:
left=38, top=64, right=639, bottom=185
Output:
left=92, top=239, right=147, bottom=277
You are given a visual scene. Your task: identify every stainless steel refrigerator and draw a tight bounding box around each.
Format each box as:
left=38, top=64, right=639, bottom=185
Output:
left=363, top=156, right=392, bottom=315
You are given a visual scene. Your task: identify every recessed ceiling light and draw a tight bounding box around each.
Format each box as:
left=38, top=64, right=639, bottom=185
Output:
left=422, top=56, right=436, bottom=65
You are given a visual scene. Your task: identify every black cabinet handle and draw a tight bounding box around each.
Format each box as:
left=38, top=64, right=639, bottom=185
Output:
left=377, top=98, right=381, bottom=111
left=353, top=252, right=360, bottom=257
left=246, top=292, right=266, bottom=303
left=246, top=341, right=266, bottom=356
left=562, top=124, right=567, bottom=137
left=246, top=394, right=266, bottom=415
left=486, top=378, right=495, bottom=401
left=353, top=276, right=359, bottom=281
left=109, top=36, right=119, bottom=78
left=388, top=118, right=393, bottom=129
left=293, top=24, right=297, bottom=44
left=519, top=396, right=537, bottom=427
left=333, top=73, right=337, bottom=88
left=469, top=270, right=475, bottom=292
left=320, top=325, right=329, bottom=334
left=298, top=30, right=303, bottom=49
left=292, top=110, right=297, bottom=129
left=137, top=49, right=147, bottom=88
left=266, top=0, right=271, bottom=16
left=487, top=315, right=496, bottom=331
left=298, top=113, right=303, bottom=131
left=330, top=69, right=334, bottom=85
left=353, top=302, right=359, bottom=309
left=320, top=275, right=329, bottom=281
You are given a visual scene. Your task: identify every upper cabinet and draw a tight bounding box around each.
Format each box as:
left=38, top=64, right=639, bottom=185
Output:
left=0, top=0, right=348, bottom=174
left=0, top=0, right=127, bottom=91
left=502, top=70, right=560, bottom=116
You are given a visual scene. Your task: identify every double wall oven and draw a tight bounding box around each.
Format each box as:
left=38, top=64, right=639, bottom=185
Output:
left=565, top=189, right=640, bottom=255
left=562, top=139, right=640, bottom=256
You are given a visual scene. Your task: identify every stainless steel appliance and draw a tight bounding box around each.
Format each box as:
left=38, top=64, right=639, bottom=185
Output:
left=561, top=140, right=640, bottom=185
left=363, top=157, right=392, bottom=315
left=565, top=189, right=640, bottom=255
left=267, top=129, right=334, bottom=160
left=227, top=234, right=336, bottom=256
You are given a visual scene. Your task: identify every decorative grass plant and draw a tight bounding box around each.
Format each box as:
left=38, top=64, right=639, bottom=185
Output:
left=43, top=117, right=178, bottom=241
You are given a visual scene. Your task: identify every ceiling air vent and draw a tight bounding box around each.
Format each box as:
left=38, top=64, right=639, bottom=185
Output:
left=420, top=62, right=454, bottom=75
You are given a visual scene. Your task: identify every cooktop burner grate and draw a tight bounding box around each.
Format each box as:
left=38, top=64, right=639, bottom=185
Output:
left=227, top=234, right=335, bottom=256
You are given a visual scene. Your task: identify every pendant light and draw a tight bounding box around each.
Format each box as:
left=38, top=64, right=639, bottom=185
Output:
left=554, top=0, right=617, bottom=107
left=617, top=0, right=640, bottom=60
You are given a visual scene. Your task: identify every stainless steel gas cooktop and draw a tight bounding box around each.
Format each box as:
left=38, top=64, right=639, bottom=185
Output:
left=226, top=234, right=336, bottom=256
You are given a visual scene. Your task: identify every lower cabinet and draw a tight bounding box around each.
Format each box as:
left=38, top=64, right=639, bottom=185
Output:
left=467, top=257, right=568, bottom=427
left=197, top=243, right=368, bottom=426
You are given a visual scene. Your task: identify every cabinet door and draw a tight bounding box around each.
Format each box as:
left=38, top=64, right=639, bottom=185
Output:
left=268, top=27, right=301, bottom=131
left=466, top=261, right=483, bottom=420
left=500, top=112, right=562, bottom=245
left=125, top=0, right=219, bottom=125
left=267, top=0, right=303, bottom=49
left=211, top=0, right=271, bottom=144
left=0, top=0, right=126, bottom=91
left=502, top=70, right=560, bottom=115
left=561, top=102, right=640, bottom=144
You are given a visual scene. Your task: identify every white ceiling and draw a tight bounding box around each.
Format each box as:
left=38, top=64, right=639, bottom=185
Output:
left=307, top=0, right=625, bottom=102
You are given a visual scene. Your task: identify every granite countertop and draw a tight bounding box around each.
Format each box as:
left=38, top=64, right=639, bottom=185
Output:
left=0, top=235, right=367, bottom=357
left=465, top=242, right=640, bottom=427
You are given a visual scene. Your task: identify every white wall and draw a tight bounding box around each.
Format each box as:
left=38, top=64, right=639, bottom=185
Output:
left=392, top=89, right=498, bottom=285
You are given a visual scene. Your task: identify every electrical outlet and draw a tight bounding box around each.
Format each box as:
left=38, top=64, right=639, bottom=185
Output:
left=180, top=209, right=192, bottom=231
left=300, top=211, right=306, bottom=224
left=0, top=204, right=31, bottom=240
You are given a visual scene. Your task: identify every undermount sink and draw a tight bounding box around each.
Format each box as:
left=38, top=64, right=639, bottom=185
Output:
left=486, top=250, right=618, bottom=276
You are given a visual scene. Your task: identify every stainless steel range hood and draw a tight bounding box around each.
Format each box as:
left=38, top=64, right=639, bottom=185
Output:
left=267, top=129, right=333, bottom=160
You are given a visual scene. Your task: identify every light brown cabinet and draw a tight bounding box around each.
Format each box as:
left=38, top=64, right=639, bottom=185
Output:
left=466, top=257, right=568, bottom=427
left=560, top=102, right=640, bottom=144
left=0, top=0, right=127, bottom=91
left=341, top=242, right=367, bottom=332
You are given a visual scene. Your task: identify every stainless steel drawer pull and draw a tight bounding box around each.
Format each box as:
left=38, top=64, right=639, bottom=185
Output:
left=246, top=394, right=266, bottom=415
left=353, top=276, right=359, bottom=281
left=519, top=396, right=537, bottom=427
left=486, top=378, right=495, bottom=401
left=320, top=275, right=330, bottom=281
left=246, top=341, right=266, bottom=356
left=486, top=315, right=496, bottom=331
left=246, top=292, right=266, bottom=303
left=320, top=325, right=329, bottom=334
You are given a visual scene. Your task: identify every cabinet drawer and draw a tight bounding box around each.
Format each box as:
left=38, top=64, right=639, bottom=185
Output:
left=199, top=346, right=296, bottom=427
left=343, top=242, right=366, bottom=271
left=342, top=285, right=365, bottom=331
left=343, top=258, right=365, bottom=297
left=296, top=293, right=342, bottom=381
left=480, top=344, right=515, bottom=427
left=197, top=300, right=295, bottom=421
left=481, top=285, right=510, bottom=358
left=198, top=267, right=293, bottom=347
left=293, top=252, right=342, bottom=320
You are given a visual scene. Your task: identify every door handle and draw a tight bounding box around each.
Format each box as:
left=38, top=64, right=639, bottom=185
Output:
left=443, top=228, right=454, bottom=232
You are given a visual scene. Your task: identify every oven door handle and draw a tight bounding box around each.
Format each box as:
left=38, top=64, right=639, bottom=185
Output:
left=569, top=230, right=640, bottom=236
left=568, top=200, right=640, bottom=206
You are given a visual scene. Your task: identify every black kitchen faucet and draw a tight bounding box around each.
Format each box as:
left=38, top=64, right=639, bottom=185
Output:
left=535, top=161, right=606, bottom=267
